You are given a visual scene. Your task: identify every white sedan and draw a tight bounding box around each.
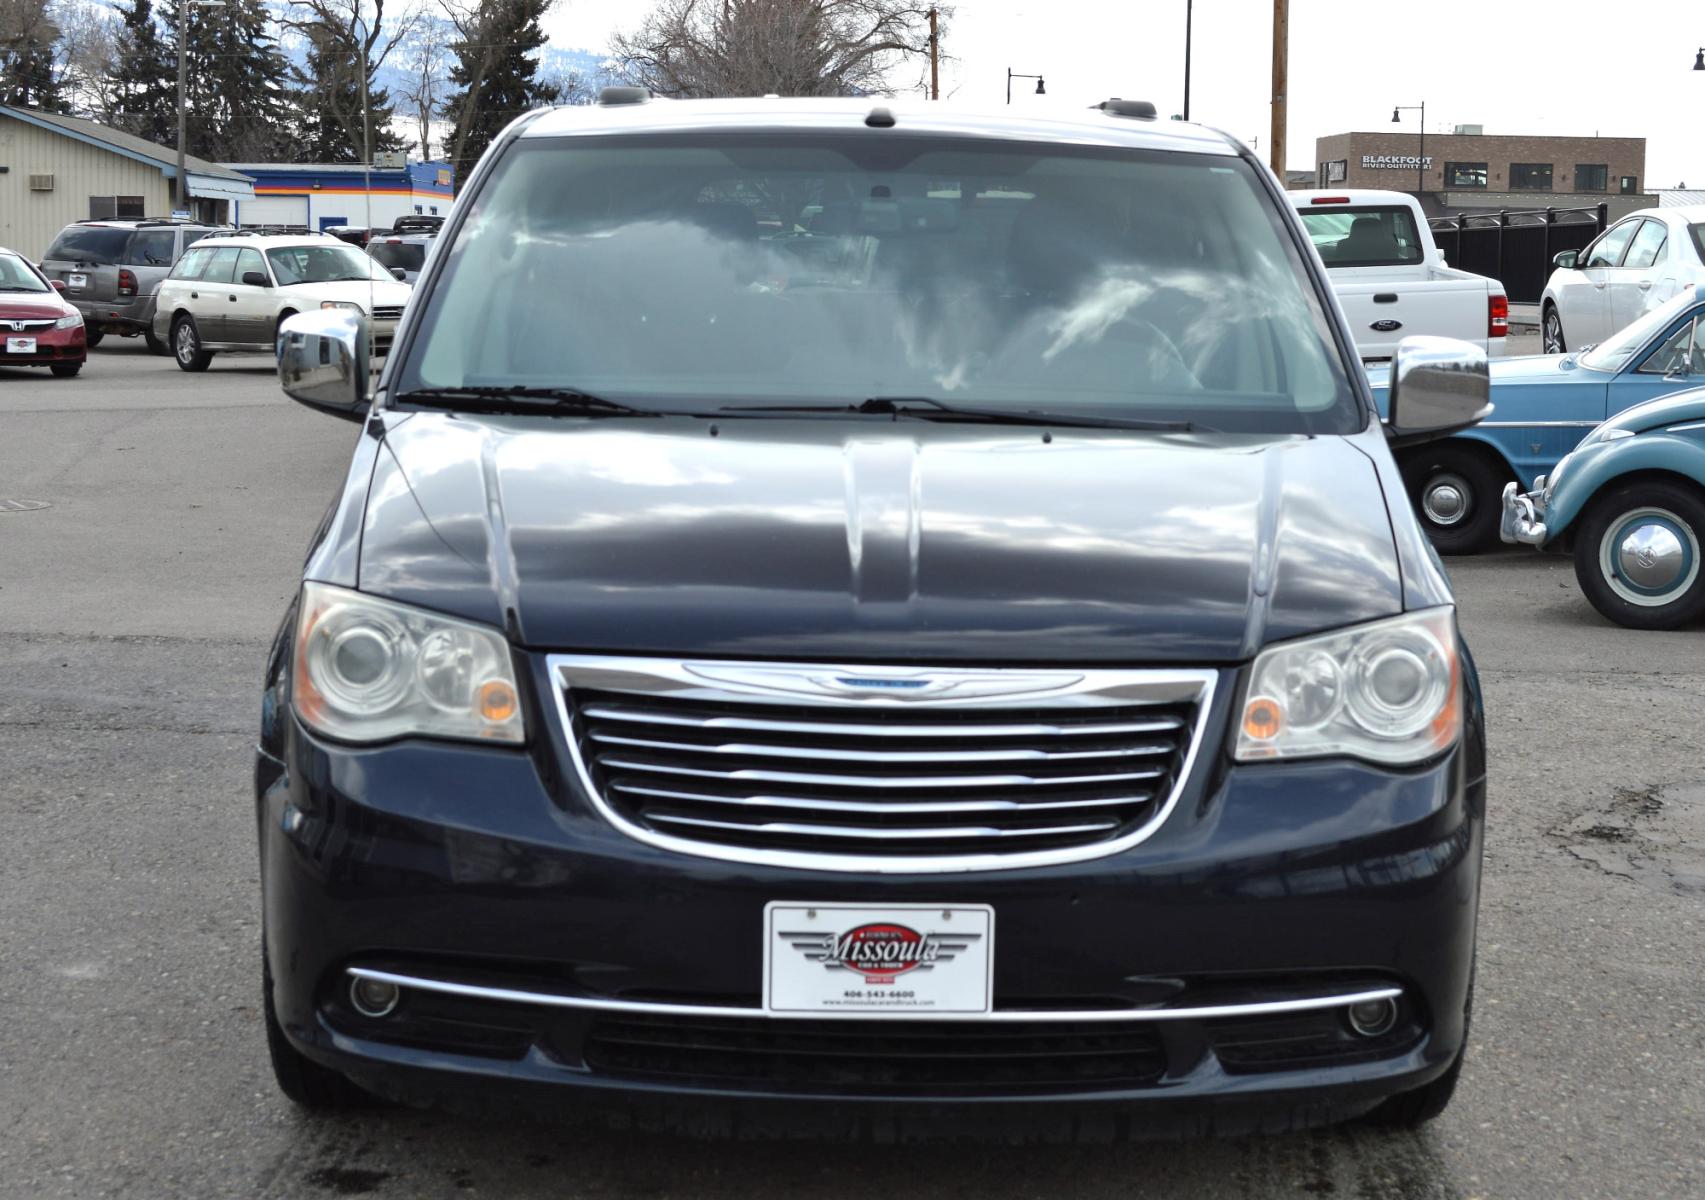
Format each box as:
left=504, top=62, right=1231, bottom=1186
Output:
left=1540, top=205, right=1705, bottom=353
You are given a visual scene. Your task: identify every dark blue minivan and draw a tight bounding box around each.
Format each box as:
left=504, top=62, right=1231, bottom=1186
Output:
left=256, top=93, right=1491, bottom=1137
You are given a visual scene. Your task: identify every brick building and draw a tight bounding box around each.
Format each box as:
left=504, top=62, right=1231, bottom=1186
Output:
left=1310, top=128, right=1654, bottom=219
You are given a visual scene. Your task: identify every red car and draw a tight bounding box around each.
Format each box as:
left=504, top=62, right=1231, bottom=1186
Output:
left=0, top=246, right=86, bottom=377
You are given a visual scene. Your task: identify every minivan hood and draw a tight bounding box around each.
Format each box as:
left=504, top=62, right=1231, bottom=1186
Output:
left=357, top=415, right=1404, bottom=664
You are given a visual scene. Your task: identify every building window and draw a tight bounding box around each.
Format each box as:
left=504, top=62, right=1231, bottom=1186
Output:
left=1575, top=164, right=1608, bottom=193
left=88, top=195, right=146, bottom=220
left=1509, top=163, right=1552, bottom=191
left=1444, top=161, right=1487, bottom=189
left=1620, top=175, right=1639, bottom=195
left=1326, top=159, right=1346, bottom=184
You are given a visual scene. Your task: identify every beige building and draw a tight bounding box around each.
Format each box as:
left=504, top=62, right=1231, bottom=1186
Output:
left=1310, top=128, right=1654, bottom=219
left=0, top=106, right=254, bottom=259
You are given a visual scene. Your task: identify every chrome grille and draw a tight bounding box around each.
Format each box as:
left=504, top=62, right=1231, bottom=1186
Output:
left=551, top=657, right=1214, bottom=872
left=370, top=305, right=404, bottom=321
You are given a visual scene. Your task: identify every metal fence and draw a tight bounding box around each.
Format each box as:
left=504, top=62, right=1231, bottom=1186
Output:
left=1428, top=204, right=1609, bottom=304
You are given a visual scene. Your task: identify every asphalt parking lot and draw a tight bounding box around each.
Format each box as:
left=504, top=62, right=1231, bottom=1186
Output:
left=2, top=336, right=1701, bottom=1200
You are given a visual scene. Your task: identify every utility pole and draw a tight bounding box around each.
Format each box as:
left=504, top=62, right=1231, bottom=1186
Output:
left=928, top=7, right=939, bottom=100
left=1269, top=0, right=1287, bottom=180
left=1183, top=0, right=1192, bottom=121
left=175, top=0, right=225, bottom=216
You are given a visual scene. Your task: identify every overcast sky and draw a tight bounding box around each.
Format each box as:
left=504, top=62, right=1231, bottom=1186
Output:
left=550, top=0, right=1705, bottom=189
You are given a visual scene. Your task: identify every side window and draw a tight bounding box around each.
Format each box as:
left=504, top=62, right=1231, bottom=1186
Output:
left=171, top=247, right=210, bottom=280
left=234, top=248, right=268, bottom=284
left=1637, top=318, right=1696, bottom=376
left=182, top=230, right=211, bottom=252
left=1622, top=220, right=1668, bottom=270
left=127, top=230, right=176, bottom=266
left=1583, top=221, right=1639, bottom=268
left=201, top=247, right=241, bottom=285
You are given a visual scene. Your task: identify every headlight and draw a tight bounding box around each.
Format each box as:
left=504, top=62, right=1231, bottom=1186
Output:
left=320, top=300, right=364, bottom=314
left=293, top=582, right=524, bottom=744
left=1235, top=607, right=1459, bottom=765
left=55, top=312, right=82, bottom=329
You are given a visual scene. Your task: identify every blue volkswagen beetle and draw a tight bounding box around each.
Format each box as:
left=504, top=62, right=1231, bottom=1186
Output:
left=1369, top=284, right=1705, bottom=553
left=1502, top=388, right=1705, bottom=628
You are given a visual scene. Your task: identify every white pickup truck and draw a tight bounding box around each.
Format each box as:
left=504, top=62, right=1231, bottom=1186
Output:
left=1292, top=189, right=1507, bottom=362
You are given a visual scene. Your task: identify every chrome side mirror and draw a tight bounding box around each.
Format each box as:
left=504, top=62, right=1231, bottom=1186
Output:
left=1385, top=335, right=1492, bottom=448
left=277, top=308, right=370, bottom=422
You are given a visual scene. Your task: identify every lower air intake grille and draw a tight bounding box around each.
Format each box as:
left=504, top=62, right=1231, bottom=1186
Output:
left=553, top=657, right=1212, bottom=868
left=370, top=305, right=404, bottom=321
left=584, top=1014, right=1166, bottom=1093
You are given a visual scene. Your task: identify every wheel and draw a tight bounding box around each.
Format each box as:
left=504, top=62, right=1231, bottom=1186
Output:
left=144, top=328, right=169, bottom=356
left=1542, top=304, right=1566, bottom=354
left=1572, top=481, right=1705, bottom=629
left=172, top=315, right=212, bottom=372
left=84, top=327, right=105, bottom=348
left=263, top=949, right=376, bottom=1110
left=1363, top=972, right=1473, bottom=1129
left=49, top=361, right=82, bottom=378
left=1401, top=445, right=1508, bottom=555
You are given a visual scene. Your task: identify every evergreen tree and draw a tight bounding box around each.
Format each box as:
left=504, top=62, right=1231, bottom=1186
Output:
left=166, top=0, right=299, bottom=160
left=442, top=0, right=560, bottom=182
left=292, top=23, right=406, bottom=163
left=0, top=0, right=67, bottom=110
left=110, top=0, right=174, bottom=143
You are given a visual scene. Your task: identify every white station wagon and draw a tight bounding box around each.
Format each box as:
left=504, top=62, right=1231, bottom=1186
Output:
left=152, top=233, right=411, bottom=372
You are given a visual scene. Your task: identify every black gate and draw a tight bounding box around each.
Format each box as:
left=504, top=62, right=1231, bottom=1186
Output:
left=1429, top=204, right=1608, bottom=304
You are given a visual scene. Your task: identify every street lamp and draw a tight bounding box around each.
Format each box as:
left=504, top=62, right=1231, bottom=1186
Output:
left=1006, top=68, right=1045, bottom=104
left=1392, top=101, right=1426, bottom=195
left=176, top=0, right=227, bottom=217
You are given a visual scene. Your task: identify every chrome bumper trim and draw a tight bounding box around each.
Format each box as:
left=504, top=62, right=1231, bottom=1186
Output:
left=346, top=967, right=1402, bottom=1024
left=1499, top=481, right=1548, bottom=546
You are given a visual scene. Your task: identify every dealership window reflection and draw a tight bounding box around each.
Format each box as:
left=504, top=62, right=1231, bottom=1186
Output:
left=1444, top=162, right=1486, bottom=189
left=1509, top=163, right=1553, bottom=190
left=1575, top=164, right=1608, bottom=193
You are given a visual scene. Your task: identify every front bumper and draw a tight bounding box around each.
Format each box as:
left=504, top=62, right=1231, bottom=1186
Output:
left=1, top=326, right=86, bottom=365
left=258, top=671, right=1485, bottom=1122
left=1500, top=481, right=1548, bottom=546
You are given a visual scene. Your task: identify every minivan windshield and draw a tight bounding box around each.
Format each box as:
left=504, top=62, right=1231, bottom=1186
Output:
left=368, top=240, right=428, bottom=272
left=0, top=251, right=51, bottom=292
left=397, top=134, right=1359, bottom=432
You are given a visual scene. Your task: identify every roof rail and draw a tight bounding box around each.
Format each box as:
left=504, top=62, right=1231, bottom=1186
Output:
left=1093, top=98, right=1158, bottom=120
left=598, top=85, right=651, bottom=106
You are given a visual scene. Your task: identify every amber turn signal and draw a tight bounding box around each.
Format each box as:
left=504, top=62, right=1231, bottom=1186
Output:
left=478, top=679, right=519, bottom=723
left=1242, top=696, right=1283, bottom=741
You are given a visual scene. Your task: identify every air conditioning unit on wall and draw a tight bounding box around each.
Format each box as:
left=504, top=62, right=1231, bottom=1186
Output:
left=28, top=173, right=53, bottom=191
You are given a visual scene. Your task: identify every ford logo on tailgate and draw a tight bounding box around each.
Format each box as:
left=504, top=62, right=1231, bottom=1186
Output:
left=1370, top=319, right=1403, bottom=332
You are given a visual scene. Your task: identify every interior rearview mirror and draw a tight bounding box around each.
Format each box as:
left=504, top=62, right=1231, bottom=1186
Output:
left=1553, top=249, right=1579, bottom=270
left=276, top=309, right=370, bottom=423
left=242, top=270, right=269, bottom=287
left=1384, top=335, right=1492, bottom=449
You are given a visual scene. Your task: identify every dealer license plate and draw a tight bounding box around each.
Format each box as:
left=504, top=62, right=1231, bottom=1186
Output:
left=68, top=273, right=87, bottom=289
left=6, top=337, right=36, bottom=355
left=764, top=902, right=993, bottom=1017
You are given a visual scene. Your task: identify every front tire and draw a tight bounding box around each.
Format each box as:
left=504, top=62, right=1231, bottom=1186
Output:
left=1542, top=303, right=1566, bottom=354
left=1572, top=481, right=1705, bottom=629
left=172, top=315, right=212, bottom=372
left=263, top=950, right=376, bottom=1110
left=1401, top=445, right=1507, bottom=555
left=83, top=327, right=105, bottom=349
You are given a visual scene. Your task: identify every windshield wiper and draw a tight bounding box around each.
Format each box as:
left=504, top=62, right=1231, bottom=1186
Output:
left=0, top=285, right=46, bottom=293
left=394, top=385, right=658, bottom=418
left=721, top=396, right=1199, bottom=432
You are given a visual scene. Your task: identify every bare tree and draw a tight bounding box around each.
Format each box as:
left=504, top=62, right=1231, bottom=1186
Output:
left=393, top=11, right=451, bottom=157
left=49, top=0, right=120, bottom=117
left=613, top=0, right=944, bottom=99
left=283, top=0, right=419, bottom=158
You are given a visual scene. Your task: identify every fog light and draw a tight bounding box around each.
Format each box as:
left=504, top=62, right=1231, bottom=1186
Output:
left=1346, top=996, right=1399, bottom=1038
left=350, top=976, right=400, bottom=1018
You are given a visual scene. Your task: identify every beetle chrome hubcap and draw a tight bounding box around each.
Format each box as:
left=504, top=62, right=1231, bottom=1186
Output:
left=1422, top=474, right=1470, bottom=526
left=1599, top=507, right=1699, bottom=606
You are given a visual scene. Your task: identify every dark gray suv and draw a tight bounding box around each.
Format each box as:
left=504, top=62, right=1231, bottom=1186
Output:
left=39, top=219, right=227, bottom=353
